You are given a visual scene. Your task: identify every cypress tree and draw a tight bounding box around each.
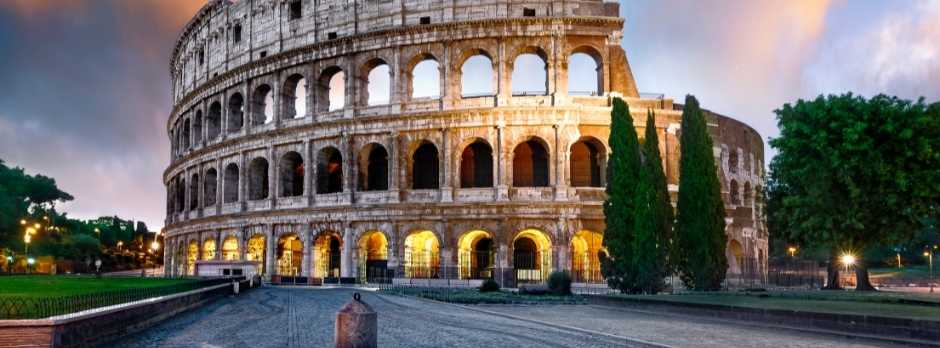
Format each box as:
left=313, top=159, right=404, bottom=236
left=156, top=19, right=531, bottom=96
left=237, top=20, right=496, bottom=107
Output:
left=601, top=97, right=642, bottom=293
left=631, top=110, right=672, bottom=293
left=675, top=95, right=727, bottom=290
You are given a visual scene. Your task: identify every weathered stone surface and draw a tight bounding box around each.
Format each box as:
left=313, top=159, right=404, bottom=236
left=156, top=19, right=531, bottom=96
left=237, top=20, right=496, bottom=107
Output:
left=334, top=293, right=377, bottom=348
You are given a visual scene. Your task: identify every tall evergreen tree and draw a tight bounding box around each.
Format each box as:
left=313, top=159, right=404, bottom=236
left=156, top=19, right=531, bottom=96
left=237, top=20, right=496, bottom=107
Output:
left=601, top=97, right=642, bottom=292
left=631, top=110, right=673, bottom=293
left=675, top=95, right=728, bottom=290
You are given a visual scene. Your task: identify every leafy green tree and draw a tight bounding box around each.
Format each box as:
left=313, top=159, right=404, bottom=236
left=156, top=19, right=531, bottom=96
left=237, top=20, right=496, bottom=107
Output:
left=601, top=97, right=642, bottom=292
left=0, top=159, right=73, bottom=249
left=675, top=95, right=728, bottom=290
left=769, top=94, right=940, bottom=291
left=631, top=110, right=673, bottom=293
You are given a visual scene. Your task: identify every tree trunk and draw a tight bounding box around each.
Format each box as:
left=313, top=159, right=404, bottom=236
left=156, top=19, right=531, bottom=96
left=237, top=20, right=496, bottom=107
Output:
left=822, top=250, right=842, bottom=290
left=855, top=260, right=877, bottom=291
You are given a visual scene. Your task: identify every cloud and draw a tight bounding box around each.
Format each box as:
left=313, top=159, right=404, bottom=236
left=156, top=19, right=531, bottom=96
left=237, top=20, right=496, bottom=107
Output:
left=0, top=0, right=89, bottom=21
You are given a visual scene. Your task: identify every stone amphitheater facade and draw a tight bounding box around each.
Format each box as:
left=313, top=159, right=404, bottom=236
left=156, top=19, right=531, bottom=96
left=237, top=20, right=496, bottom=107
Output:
left=163, top=0, right=767, bottom=286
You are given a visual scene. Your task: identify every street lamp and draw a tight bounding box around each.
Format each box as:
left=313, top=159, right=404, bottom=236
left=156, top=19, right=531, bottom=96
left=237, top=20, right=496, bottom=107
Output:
left=840, top=253, right=856, bottom=273
left=787, top=246, right=797, bottom=258
left=925, top=250, right=934, bottom=293
left=26, top=257, right=34, bottom=274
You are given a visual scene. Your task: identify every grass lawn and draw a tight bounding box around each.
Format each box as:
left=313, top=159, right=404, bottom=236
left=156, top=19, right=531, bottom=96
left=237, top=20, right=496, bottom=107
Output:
left=870, top=265, right=931, bottom=279
left=616, top=290, right=940, bottom=321
left=384, top=287, right=584, bottom=305
left=0, top=276, right=198, bottom=298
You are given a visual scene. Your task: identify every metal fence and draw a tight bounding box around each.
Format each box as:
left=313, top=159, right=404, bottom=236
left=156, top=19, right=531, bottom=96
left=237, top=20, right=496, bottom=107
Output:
left=0, top=277, right=240, bottom=320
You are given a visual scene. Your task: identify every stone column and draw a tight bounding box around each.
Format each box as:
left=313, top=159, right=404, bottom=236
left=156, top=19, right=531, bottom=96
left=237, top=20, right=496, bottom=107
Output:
left=388, top=132, right=400, bottom=203
left=215, top=231, right=223, bottom=261
left=216, top=157, right=224, bottom=215
left=265, top=226, right=276, bottom=279
left=239, top=151, right=248, bottom=211
left=495, top=124, right=509, bottom=201
left=496, top=41, right=510, bottom=107
left=553, top=124, right=568, bottom=201
left=341, top=225, right=353, bottom=278
left=269, top=145, right=277, bottom=207
left=440, top=128, right=453, bottom=202
left=304, top=140, right=314, bottom=206
left=301, top=229, right=313, bottom=277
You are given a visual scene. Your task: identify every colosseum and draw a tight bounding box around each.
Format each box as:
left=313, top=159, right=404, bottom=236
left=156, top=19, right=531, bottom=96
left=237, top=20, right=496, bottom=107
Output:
left=163, top=0, right=767, bottom=287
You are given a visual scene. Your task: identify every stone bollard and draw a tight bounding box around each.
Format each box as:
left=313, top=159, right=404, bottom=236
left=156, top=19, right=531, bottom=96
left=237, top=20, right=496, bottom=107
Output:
left=335, top=293, right=377, bottom=348
left=233, top=280, right=240, bottom=295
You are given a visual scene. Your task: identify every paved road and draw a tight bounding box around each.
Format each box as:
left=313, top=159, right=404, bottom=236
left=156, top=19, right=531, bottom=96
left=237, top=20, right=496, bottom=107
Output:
left=113, top=287, right=904, bottom=348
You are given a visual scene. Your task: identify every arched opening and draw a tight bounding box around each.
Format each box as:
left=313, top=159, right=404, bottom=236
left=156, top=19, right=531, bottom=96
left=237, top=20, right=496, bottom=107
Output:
left=251, top=84, right=274, bottom=125
left=570, top=230, right=604, bottom=283
left=570, top=138, right=604, bottom=187
left=461, top=53, right=494, bottom=97
left=358, top=143, right=388, bottom=191
left=276, top=234, right=303, bottom=276
left=318, top=67, right=345, bottom=112
left=176, top=177, right=186, bottom=213
left=314, top=232, right=342, bottom=278
left=202, top=239, right=216, bottom=261
left=457, top=230, right=494, bottom=279
left=511, top=50, right=548, bottom=96
left=279, top=151, right=304, bottom=197
left=460, top=140, right=493, bottom=188
left=412, top=141, right=439, bottom=189
left=248, top=157, right=269, bottom=200
left=513, top=229, right=552, bottom=283
left=513, top=139, right=549, bottom=187
left=182, top=119, right=191, bottom=150
left=404, top=230, right=440, bottom=278
left=282, top=74, right=307, bottom=119
left=316, top=147, right=343, bottom=194
left=246, top=234, right=266, bottom=275
left=204, top=168, right=218, bottom=207
left=743, top=182, right=752, bottom=205
left=728, top=240, right=745, bottom=274
left=193, top=111, right=203, bottom=144
left=730, top=179, right=740, bottom=205
left=223, top=163, right=239, bottom=203
left=228, top=93, right=245, bottom=133
left=410, top=57, right=440, bottom=99
left=189, top=173, right=199, bottom=210
left=221, top=236, right=239, bottom=261
left=365, top=62, right=391, bottom=106
left=729, top=151, right=739, bottom=174
left=176, top=243, right=186, bottom=276
left=187, top=240, right=198, bottom=275
left=357, top=231, right=389, bottom=283
left=567, top=51, right=602, bottom=96
left=208, top=102, right=222, bottom=140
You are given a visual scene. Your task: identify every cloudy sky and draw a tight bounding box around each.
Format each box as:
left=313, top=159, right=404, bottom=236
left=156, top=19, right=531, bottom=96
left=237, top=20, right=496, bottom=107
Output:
left=0, top=0, right=937, bottom=230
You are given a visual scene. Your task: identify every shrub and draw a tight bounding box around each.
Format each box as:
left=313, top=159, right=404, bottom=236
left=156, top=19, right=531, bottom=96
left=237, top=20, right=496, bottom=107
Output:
left=519, top=284, right=550, bottom=295
left=479, top=278, right=500, bottom=293
left=547, top=271, right=572, bottom=296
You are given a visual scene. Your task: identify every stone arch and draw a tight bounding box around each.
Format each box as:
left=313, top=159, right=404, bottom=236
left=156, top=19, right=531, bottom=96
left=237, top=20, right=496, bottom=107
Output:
left=407, top=53, right=441, bottom=99
left=457, top=230, right=495, bottom=279
left=248, top=157, right=270, bottom=200
left=314, top=230, right=343, bottom=278
left=729, top=179, right=740, bottom=205
left=728, top=239, right=745, bottom=274
left=207, top=101, right=222, bottom=140
left=458, top=49, right=496, bottom=98
left=512, top=228, right=552, bottom=282
left=227, top=92, right=245, bottom=132
left=513, top=137, right=550, bottom=187
left=176, top=176, right=186, bottom=213
left=202, top=238, right=217, bottom=260
left=276, top=233, right=303, bottom=276
left=204, top=168, right=218, bottom=207
left=459, top=138, right=494, bottom=188
left=567, top=45, right=604, bottom=96
left=282, top=74, right=307, bottom=119
left=221, top=235, right=239, bottom=261
left=570, top=230, right=604, bottom=283
left=357, top=230, right=389, bottom=282
left=251, top=84, right=274, bottom=125
left=279, top=151, right=304, bottom=197
left=223, top=163, right=239, bottom=203
left=358, top=143, right=389, bottom=191
left=246, top=233, right=266, bottom=274
left=187, top=240, right=199, bottom=275
left=510, top=46, right=549, bottom=96
left=316, top=146, right=343, bottom=194
left=403, top=230, right=440, bottom=278
left=189, top=172, right=199, bottom=210
left=361, top=58, right=391, bottom=106
left=570, top=136, right=605, bottom=187
left=317, top=66, right=345, bottom=112
left=729, top=150, right=739, bottom=174
left=411, top=140, right=440, bottom=189
left=193, top=111, right=203, bottom=144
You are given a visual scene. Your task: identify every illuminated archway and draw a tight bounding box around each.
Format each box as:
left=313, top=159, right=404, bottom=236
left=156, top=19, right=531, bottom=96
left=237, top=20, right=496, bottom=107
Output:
left=222, top=236, right=239, bottom=261
left=276, top=233, right=303, bottom=276
left=728, top=240, right=745, bottom=274
left=314, top=232, right=342, bottom=278
left=187, top=240, right=198, bottom=275
left=513, top=229, right=552, bottom=282
left=404, top=230, right=440, bottom=278
left=457, top=230, right=494, bottom=279
left=202, top=239, right=217, bottom=260
left=357, top=231, right=389, bottom=282
left=246, top=234, right=266, bottom=275
left=570, top=230, right=604, bottom=283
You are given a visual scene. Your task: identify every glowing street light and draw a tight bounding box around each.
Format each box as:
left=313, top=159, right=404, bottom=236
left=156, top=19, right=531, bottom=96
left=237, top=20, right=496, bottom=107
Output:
left=787, top=246, right=798, bottom=258
left=840, top=253, right=856, bottom=273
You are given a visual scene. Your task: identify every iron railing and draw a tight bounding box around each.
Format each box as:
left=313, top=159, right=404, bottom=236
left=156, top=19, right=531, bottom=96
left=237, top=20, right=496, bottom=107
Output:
left=0, top=277, right=240, bottom=320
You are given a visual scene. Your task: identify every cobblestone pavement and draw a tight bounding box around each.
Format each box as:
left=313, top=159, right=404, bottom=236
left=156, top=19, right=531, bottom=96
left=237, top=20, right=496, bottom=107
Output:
left=478, top=304, right=905, bottom=348
left=112, top=287, right=903, bottom=348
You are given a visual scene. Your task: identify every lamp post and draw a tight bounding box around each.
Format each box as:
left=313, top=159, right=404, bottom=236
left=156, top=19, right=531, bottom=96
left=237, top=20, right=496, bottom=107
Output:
left=926, top=250, right=934, bottom=293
